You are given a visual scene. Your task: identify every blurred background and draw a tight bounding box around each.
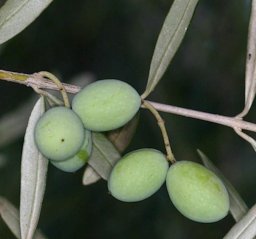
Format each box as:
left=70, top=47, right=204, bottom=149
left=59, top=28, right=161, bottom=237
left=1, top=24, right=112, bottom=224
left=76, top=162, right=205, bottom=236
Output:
left=0, top=0, right=255, bottom=238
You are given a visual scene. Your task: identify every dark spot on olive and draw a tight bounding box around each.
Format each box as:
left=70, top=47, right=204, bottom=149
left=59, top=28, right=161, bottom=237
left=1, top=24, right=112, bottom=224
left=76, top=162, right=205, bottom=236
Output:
left=249, top=53, right=252, bottom=60
left=61, top=138, right=65, bottom=142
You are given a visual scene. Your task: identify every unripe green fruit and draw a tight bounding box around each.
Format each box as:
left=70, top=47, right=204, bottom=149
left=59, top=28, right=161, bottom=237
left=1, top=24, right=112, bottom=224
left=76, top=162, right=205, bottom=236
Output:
left=34, top=106, right=84, bottom=161
left=108, top=148, right=168, bottom=202
left=166, top=161, right=230, bottom=223
left=72, top=79, right=141, bottom=131
left=51, top=130, right=92, bottom=172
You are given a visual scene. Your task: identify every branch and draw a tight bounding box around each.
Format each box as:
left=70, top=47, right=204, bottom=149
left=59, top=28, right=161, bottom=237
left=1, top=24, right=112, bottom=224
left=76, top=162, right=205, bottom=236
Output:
left=145, top=101, right=256, bottom=132
left=1, top=69, right=256, bottom=133
left=0, top=70, right=80, bottom=93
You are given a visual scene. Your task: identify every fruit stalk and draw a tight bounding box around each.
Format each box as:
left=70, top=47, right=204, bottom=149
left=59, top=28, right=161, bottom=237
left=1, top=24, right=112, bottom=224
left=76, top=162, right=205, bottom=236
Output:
left=31, top=87, right=64, bottom=106
left=142, top=100, right=176, bottom=163
left=37, top=71, right=70, bottom=108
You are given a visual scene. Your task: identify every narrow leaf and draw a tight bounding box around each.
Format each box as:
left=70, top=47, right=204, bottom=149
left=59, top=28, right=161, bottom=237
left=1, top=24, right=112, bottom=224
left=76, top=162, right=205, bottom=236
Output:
left=224, top=204, right=256, bottom=239
left=88, top=133, right=120, bottom=180
left=0, top=0, right=53, bottom=44
left=244, top=0, right=256, bottom=108
left=236, top=0, right=256, bottom=118
left=107, top=113, right=139, bottom=153
left=0, top=197, right=47, bottom=239
left=82, top=166, right=101, bottom=186
left=142, top=0, right=199, bottom=98
left=0, top=96, right=38, bottom=148
left=197, top=150, right=248, bottom=222
left=20, top=97, right=48, bottom=239
left=0, top=196, right=20, bottom=238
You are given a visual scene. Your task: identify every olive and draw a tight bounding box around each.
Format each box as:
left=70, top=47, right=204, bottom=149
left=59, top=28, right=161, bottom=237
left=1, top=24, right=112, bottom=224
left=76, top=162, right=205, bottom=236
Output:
left=34, top=106, right=84, bottom=161
left=108, top=148, right=168, bottom=202
left=72, top=79, right=141, bottom=131
left=51, top=130, right=92, bottom=172
left=166, top=161, right=230, bottom=223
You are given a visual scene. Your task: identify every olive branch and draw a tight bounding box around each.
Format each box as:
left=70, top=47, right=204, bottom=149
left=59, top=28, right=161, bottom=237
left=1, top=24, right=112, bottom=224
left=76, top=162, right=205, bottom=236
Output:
left=1, top=69, right=256, bottom=146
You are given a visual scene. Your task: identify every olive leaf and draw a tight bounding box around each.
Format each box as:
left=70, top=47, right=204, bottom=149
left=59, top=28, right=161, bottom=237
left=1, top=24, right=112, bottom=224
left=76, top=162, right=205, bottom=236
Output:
left=88, top=133, right=120, bottom=180
left=20, top=97, right=49, bottom=239
left=224, top=203, right=256, bottom=239
left=107, top=113, right=139, bottom=153
left=238, top=0, right=256, bottom=117
left=142, top=0, right=199, bottom=99
left=234, top=0, right=256, bottom=152
left=0, top=0, right=53, bottom=44
left=0, top=197, right=47, bottom=239
left=0, top=96, right=38, bottom=148
left=197, top=150, right=248, bottom=222
left=0, top=196, right=21, bottom=238
left=82, top=166, right=101, bottom=185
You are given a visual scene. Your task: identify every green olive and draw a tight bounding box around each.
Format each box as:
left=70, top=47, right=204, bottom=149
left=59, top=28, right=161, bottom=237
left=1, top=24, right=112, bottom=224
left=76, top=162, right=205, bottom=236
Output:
left=108, top=148, right=168, bottom=202
left=34, top=106, right=84, bottom=161
left=72, top=79, right=141, bottom=131
left=166, top=161, right=230, bottom=223
left=51, top=129, right=92, bottom=172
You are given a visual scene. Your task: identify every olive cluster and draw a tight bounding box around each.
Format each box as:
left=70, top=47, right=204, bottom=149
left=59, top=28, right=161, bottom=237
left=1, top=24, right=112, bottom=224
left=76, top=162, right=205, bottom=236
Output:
left=34, top=79, right=141, bottom=172
left=34, top=79, right=230, bottom=223
left=109, top=151, right=230, bottom=223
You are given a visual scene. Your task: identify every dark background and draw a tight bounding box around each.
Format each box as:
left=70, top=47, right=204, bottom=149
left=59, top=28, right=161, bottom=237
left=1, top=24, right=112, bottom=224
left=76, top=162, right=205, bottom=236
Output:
left=0, top=0, right=256, bottom=238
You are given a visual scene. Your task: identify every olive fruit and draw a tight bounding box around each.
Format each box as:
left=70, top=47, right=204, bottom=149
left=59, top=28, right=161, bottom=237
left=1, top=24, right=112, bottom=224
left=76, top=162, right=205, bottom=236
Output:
left=34, top=106, right=84, bottom=161
left=51, top=130, right=92, bottom=172
left=166, top=161, right=230, bottom=223
left=108, top=148, right=168, bottom=202
left=72, top=79, right=141, bottom=131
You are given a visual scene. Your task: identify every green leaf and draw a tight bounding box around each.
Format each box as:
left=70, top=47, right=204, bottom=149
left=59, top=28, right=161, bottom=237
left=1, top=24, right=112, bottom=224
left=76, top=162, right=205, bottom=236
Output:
left=224, top=203, right=256, bottom=239
left=197, top=150, right=248, bottom=222
left=142, top=0, right=199, bottom=99
left=0, top=0, right=53, bottom=44
left=0, top=196, right=20, bottom=238
left=20, top=97, right=49, bottom=239
left=82, top=166, right=101, bottom=186
left=0, top=96, right=38, bottom=148
left=242, top=0, right=256, bottom=114
left=107, top=113, right=139, bottom=153
left=88, top=133, right=121, bottom=180
left=0, top=197, right=47, bottom=239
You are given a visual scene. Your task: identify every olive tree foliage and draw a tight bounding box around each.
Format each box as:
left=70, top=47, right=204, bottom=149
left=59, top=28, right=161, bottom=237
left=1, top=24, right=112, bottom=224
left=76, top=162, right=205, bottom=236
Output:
left=0, top=0, right=256, bottom=238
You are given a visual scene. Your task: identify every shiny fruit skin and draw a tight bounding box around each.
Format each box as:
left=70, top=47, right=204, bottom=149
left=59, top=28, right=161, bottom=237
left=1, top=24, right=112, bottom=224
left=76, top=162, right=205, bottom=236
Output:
left=166, top=161, right=230, bottom=223
left=72, top=79, right=141, bottom=131
left=108, top=148, right=168, bottom=202
left=34, top=106, right=84, bottom=161
left=51, top=129, right=92, bottom=172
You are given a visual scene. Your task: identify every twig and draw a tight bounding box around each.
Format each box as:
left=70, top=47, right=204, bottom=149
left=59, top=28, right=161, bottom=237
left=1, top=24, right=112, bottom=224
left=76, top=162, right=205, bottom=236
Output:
left=1, top=69, right=256, bottom=134
left=234, top=128, right=256, bottom=151
left=0, top=70, right=80, bottom=93
left=145, top=101, right=256, bottom=133
left=142, top=100, right=175, bottom=163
